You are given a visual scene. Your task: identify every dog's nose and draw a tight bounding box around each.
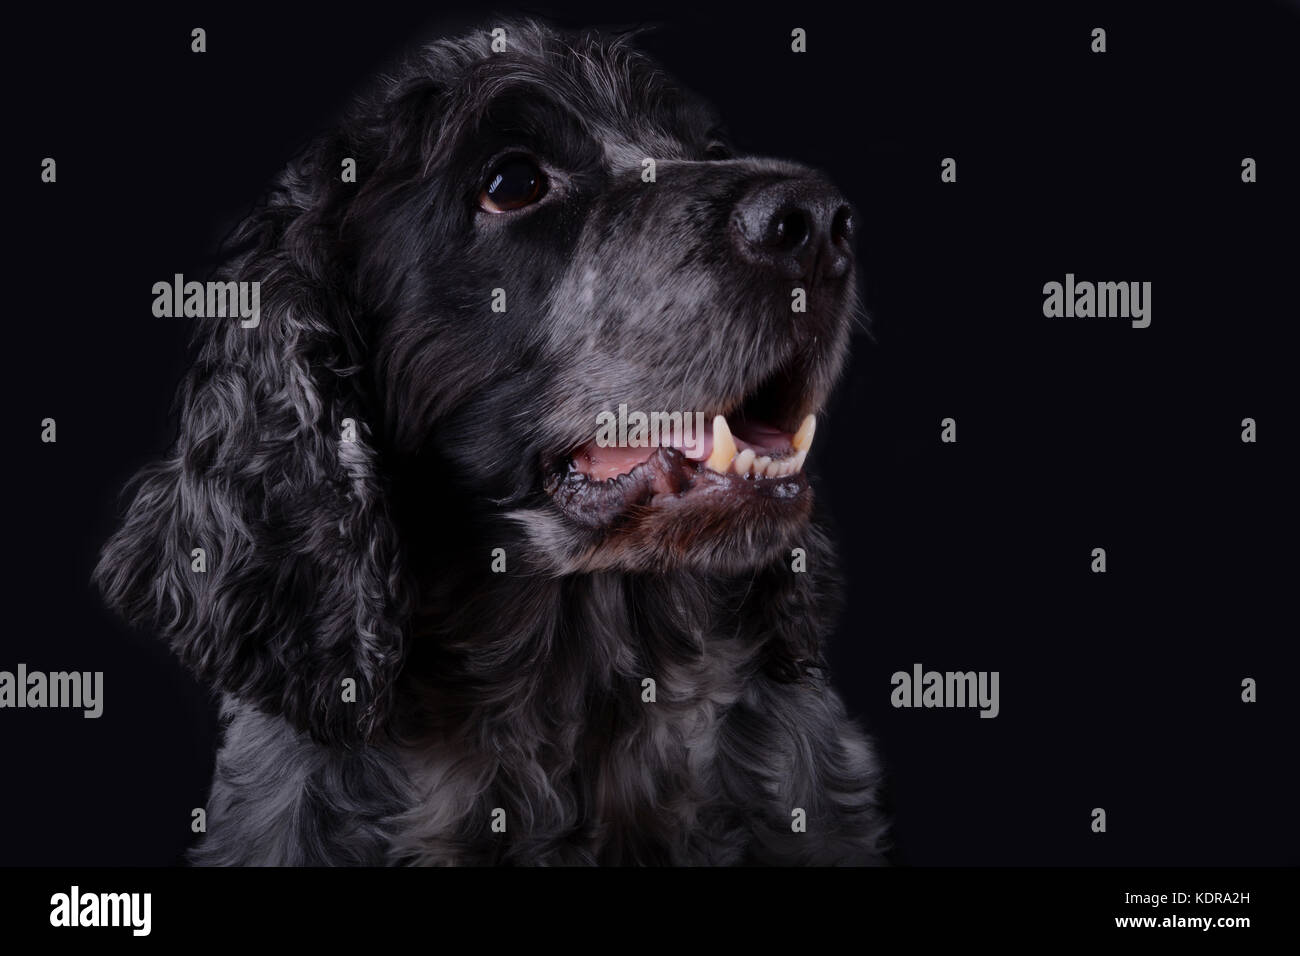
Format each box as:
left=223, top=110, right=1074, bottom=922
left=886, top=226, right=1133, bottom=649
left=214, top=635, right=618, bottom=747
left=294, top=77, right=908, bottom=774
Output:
left=732, top=178, right=854, bottom=282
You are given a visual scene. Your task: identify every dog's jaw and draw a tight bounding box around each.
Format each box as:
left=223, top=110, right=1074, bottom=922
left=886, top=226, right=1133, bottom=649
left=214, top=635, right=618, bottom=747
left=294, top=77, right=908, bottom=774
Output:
left=531, top=360, right=842, bottom=575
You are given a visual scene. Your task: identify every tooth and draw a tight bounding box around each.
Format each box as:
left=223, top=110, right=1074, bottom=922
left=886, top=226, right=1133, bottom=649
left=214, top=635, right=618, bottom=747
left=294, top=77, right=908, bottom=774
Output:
left=791, top=449, right=808, bottom=472
left=792, top=414, right=817, bottom=452
left=706, top=415, right=737, bottom=472
left=753, top=455, right=772, bottom=477
left=733, top=449, right=756, bottom=475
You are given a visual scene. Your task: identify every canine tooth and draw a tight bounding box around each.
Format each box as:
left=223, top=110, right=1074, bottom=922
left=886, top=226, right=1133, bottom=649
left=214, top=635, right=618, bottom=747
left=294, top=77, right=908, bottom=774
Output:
left=753, top=455, right=772, bottom=476
left=791, top=449, right=808, bottom=472
left=733, top=449, right=756, bottom=475
left=706, top=415, right=737, bottom=472
left=792, top=414, right=817, bottom=452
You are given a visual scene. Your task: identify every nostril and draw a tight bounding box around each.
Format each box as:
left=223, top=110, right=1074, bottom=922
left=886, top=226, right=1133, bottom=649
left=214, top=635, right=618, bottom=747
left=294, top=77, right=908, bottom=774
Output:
left=831, top=205, right=854, bottom=246
left=772, top=210, right=809, bottom=250
left=732, top=179, right=852, bottom=281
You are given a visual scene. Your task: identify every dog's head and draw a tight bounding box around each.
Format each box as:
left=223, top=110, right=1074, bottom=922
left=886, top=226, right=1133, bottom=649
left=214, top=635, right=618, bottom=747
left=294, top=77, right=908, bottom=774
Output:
left=97, top=21, right=859, bottom=744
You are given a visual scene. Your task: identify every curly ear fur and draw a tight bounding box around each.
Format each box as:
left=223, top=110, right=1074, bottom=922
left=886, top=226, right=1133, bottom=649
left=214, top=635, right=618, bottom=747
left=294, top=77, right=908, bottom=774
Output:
left=95, top=141, right=412, bottom=749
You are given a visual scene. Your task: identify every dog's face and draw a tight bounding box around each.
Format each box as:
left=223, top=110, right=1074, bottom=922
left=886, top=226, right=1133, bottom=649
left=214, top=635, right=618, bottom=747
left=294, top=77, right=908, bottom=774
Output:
left=358, top=24, right=858, bottom=575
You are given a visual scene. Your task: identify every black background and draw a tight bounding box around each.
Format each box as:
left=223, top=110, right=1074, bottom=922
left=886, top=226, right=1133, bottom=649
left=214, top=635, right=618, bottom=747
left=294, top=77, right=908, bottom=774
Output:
left=4, top=0, right=1297, bottom=867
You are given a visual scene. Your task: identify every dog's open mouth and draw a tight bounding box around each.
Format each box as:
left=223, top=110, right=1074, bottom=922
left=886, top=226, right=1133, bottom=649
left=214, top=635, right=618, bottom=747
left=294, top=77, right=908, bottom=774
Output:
left=570, top=413, right=815, bottom=481
left=544, top=370, right=819, bottom=527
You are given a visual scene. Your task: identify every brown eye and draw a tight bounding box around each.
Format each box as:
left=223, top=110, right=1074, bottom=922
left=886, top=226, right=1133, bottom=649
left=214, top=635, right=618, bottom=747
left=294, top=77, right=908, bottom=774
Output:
left=479, top=157, right=547, bottom=213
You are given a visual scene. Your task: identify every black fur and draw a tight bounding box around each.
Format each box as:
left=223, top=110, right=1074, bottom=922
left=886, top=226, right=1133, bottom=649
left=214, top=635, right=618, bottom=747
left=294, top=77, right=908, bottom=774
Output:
left=96, top=20, right=888, bottom=865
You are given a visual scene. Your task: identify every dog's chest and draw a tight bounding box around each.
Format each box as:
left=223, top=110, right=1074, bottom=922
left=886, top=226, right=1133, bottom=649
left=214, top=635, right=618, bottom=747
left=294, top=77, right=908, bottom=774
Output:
left=394, top=639, right=752, bottom=865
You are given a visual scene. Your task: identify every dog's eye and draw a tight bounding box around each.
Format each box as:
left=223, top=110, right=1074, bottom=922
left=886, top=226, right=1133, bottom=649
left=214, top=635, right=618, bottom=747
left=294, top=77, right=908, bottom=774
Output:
left=704, top=142, right=732, bottom=160
left=479, top=157, right=547, bottom=213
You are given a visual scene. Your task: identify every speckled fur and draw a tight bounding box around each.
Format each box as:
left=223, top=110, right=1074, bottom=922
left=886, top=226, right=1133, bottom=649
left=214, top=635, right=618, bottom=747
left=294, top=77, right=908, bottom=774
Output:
left=96, top=21, right=888, bottom=866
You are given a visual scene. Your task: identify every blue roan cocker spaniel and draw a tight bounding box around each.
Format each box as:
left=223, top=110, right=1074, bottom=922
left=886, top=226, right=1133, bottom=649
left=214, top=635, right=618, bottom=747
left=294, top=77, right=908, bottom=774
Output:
left=96, top=20, right=888, bottom=865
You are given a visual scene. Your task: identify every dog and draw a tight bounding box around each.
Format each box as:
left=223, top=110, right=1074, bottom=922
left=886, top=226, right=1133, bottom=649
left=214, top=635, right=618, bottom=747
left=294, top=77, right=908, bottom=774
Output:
left=96, top=20, right=888, bottom=865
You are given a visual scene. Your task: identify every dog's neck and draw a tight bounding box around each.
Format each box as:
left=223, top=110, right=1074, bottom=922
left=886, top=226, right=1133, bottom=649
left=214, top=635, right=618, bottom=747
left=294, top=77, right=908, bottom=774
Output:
left=394, top=533, right=834, bottom=735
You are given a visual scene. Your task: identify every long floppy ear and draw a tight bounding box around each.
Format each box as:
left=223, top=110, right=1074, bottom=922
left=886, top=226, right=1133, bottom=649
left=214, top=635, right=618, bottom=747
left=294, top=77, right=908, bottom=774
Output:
left=95, top=139, right=412, bottom=749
